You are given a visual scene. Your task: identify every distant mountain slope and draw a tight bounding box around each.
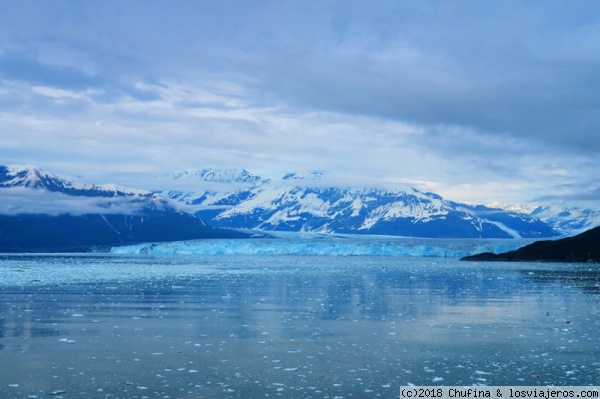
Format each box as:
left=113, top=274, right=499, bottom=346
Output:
left=0, top=165, right=241, bottom=252
left=529, top=205, right=600, bottom=235
left=488, top=201, right=600, bottom=235
left=162, top=169, right=561, bottom=239
left=461, top=226, right=600, bottom=263
left=158, top=167, right=268, bottom=212
left=0, top=212, right=239, bottom=252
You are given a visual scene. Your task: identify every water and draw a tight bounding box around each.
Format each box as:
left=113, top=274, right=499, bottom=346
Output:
left=1, top=249, right=599, bottom=398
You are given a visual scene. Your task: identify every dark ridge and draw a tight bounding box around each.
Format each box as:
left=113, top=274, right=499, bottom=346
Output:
left=461, top=226, right=600, bottom=263
left=0, top=213, right=246, bottom=253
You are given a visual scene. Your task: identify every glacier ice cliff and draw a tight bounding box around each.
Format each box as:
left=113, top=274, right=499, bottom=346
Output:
left=111, top=233, right=535, bottom=258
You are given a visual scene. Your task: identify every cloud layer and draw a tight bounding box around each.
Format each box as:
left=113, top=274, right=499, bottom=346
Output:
left=0, top=187, right=155, bottom=216
left=1, top=1, right=599, bottom=207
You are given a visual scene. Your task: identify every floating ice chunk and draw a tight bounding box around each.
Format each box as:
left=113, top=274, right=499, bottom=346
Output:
left=58, top=338, right=76, bottom=344
left=432, top=377, right=444, bottom=382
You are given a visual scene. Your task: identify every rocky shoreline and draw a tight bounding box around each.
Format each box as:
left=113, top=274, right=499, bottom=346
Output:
left=461, top=226, right=600, bottom=263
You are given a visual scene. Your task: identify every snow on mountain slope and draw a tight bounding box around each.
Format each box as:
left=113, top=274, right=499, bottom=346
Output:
left=0, top=164, right=187, bottom=217
left=488, top=201, right=600, bottom=236
left=159, top=171, right=561, bottom=239
left=2, top=164, right=90, bottom=191
left=158, top=168, right=268, bottom=211
left=282, top=172, right=324, bottom=181
left=1, top=165, right=158, bottom=199
left=171, top=168, right=268, bottom=185
left=530, top=205, right=600, bottom=235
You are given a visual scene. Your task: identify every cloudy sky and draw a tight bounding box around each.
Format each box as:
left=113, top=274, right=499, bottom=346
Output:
left=1, top=1, right=599, bottom=207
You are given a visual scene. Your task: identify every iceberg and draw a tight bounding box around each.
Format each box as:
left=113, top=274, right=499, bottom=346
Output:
left=111, top=233, right=535, bottom=258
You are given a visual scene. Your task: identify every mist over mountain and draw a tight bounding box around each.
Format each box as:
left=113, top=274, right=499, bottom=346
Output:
left=0, top=165, right=241, bottom=252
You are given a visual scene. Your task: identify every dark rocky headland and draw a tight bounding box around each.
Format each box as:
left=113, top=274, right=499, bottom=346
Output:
left=461, top=226, right=600, bottom=263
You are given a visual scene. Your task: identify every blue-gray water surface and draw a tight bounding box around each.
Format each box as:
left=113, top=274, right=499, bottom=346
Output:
left=1, top=254, right=599, bottom=398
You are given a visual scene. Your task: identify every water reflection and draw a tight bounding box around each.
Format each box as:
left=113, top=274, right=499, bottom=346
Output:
left=521, top=267, right=600, bottom=295
left=0, top=256, right=599, bottom=397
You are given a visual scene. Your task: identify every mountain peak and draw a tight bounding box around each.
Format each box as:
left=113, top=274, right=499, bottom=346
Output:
left=4, top=164, right=44, bottom=186
left=1, top=164, right=155, bottom=198
left=172, top=168, right=267, bottom=185
left=2, top=164, right=77, bottom=190
left=282, top=172, right=324, bottom=181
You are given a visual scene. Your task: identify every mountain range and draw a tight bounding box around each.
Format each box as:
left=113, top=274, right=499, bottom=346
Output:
left=2, top=165, right=599, bottom=252
left=0, top=165, right=240, bottom=252
left=160, top=168, right=599, bottom=239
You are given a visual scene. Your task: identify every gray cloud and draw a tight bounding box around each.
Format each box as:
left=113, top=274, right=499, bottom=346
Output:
left=1, top=1, right=599, bottom=207
left=249, top=20, right=600, bottom=156
left=0, top=187, right=153, bottom=216
left=0, top=52, right=104, bottom=90
left=4, top=1, right=599, bottom=154
left=533, top=179, right=600, bottom=207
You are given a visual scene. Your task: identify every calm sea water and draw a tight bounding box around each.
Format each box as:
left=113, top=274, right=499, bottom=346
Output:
left=0, top=253, right=599, bottom=398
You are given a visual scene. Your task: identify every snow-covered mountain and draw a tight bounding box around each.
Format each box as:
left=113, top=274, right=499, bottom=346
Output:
left=5, top=164, right=592, bottom=250
left=282, top=172, right=325, bottom=181
left=163, top=169, right=562, bottom=239
left=0, top=165, right=240, bottom=252
left=529, top=205, right=600, bottom=235
left=1, top=164, right=155, bottom=199
left=169, top=168, right=269, bottom=185
left=159, top=168, right=267, bottom=210
left=488, top=201, right=600, bottom=236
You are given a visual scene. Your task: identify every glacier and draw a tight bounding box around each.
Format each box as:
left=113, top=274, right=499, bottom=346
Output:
left=111, top=233, right=536, bottom=257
